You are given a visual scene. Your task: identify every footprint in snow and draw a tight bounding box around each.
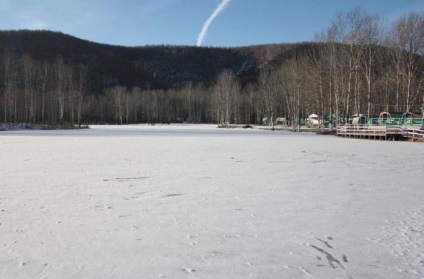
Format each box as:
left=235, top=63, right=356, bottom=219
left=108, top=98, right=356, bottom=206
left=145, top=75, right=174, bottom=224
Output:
left=308, top=236, right=349, bottom=270
left=162, top=193, right=185, bottom=198
left=182, top=267, right=196, bottom=273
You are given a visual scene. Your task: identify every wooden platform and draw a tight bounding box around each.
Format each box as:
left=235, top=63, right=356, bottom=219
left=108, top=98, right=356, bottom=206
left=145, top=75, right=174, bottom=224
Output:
left=336, top=124, right=423, bottom=141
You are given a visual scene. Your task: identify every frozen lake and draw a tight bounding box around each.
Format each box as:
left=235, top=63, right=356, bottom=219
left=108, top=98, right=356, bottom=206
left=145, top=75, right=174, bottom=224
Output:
left=1, top=125, right=423, bottom=278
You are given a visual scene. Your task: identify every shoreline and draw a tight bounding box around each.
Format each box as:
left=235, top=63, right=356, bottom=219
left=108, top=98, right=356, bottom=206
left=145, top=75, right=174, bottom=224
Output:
left=0, top=123, right=89, bottom=131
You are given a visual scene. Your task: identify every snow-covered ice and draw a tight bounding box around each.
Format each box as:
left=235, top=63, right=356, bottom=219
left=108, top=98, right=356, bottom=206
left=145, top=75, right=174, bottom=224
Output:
left=0, top=125, right=423, bottom=279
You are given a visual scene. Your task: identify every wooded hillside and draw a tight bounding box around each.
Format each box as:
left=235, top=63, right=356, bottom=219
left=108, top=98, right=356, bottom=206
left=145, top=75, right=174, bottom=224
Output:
left=1, top=10, right=423, bottom=126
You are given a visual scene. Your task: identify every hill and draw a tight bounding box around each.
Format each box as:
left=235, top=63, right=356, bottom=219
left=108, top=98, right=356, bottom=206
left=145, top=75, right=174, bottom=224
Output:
left=0, top=30, right=311, bottom=92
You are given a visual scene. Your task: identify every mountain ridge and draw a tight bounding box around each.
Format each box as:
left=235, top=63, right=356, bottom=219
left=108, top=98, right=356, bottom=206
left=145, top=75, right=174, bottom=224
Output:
left=0, top=29, right=316, bottom=92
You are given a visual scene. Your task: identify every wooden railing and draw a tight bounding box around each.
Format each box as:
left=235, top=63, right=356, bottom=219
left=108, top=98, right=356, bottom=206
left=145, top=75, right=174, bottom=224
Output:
left=400, top=127, right=424, bottom=139
left=337, top=124, right=387, bottom=136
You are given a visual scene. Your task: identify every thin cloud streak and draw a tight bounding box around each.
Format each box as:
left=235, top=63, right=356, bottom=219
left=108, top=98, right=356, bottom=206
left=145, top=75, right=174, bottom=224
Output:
left=196, top=0, right=231, bottom=46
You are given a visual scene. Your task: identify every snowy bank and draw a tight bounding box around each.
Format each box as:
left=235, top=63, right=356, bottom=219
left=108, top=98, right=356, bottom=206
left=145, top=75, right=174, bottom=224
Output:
left=0, top=123, right=88, bottom=131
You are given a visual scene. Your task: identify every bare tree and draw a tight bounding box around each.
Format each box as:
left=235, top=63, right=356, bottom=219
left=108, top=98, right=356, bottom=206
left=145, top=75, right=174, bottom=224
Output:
left=388, top=12, right=424, bottom=112
left=243, top=83, right=260, bottom=124
left=213, top=69, right=240, bottom=126
left=259, top=67, right=279, bottom=130
left=105, top=85, right=127, bottom=124
left=280, top=59, right=306, bottom=131
left=76, top=64, right=88, bottom=127
left=2, top=49, right=13, bottom=123
left=182, top=82, right=194, bottom=122
left=128, top=86, right=142, bottom=123
left=55, top=56, right=70, bottom=124
left=360, top=14, right=382, bottom=117
left=21, top=53, right=37, bottom=123
left=38, top=60, right=50, bottom=124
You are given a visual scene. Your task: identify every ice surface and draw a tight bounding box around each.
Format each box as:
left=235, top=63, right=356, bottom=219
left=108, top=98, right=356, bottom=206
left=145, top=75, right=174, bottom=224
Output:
left=0, top=125, right=423, bottom=278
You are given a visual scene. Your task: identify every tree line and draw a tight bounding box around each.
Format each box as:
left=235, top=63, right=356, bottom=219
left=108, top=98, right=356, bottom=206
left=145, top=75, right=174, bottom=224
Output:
left=0, top=9, right=423, bottom=127
left=1, top=50, right=89, bottom=126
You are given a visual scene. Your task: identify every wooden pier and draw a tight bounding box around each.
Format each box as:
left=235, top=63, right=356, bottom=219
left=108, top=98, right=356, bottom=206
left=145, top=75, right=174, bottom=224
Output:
left=337, top=124, right=423, bottom=141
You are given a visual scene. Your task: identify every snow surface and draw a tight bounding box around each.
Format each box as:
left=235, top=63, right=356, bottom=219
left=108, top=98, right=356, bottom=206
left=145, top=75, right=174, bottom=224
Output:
left=0, top=124, right=423, bottom=279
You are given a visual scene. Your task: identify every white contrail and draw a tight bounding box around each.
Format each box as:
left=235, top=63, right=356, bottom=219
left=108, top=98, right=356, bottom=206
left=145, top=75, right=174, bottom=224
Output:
left=196, top=0, right=231, bottom=46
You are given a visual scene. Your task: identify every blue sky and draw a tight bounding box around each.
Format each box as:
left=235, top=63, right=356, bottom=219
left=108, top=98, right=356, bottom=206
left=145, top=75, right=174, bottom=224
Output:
left=0, top=0, right=423, bottom=47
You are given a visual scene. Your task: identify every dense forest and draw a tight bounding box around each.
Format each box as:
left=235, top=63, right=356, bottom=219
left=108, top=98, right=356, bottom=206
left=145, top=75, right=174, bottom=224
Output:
left=0, top=9, right=423, bottom=127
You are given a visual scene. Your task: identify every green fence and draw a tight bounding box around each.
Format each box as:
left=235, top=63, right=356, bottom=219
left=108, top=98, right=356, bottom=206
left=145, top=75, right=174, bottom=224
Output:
left=368, top=118, right=424, bottom=126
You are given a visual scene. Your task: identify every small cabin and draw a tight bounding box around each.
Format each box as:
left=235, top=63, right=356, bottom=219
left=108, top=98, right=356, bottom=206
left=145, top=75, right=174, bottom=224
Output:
left=378, top=112, right=391, bottom=124
left=352, top=115, right=368, bottom=125
left=379, top=112, right=391, bottom=120
left=306, top=114, right=321, bottom=127
left=401, top=112, right=415, bottom=125
left=402, top=112, right=415, bottom=119
left=275, top=117, right=286, bottom=125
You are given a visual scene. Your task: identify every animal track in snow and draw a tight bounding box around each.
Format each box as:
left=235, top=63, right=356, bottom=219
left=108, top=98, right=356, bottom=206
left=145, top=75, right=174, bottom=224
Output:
left=316, top=237, right=333, bottom=249
left=310, top=244, right=345, bottom=269
left=307, top=236, right=349, bottom=271
left=182, top=267, right=196, bottom=273
left=103, top=177, right=149, bottom=182
left=161, top=193, right=185, bottom=198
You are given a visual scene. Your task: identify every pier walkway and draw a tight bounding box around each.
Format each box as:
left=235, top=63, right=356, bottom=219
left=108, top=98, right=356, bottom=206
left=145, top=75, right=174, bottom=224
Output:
left=337, top=119, right=423, bottom=141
